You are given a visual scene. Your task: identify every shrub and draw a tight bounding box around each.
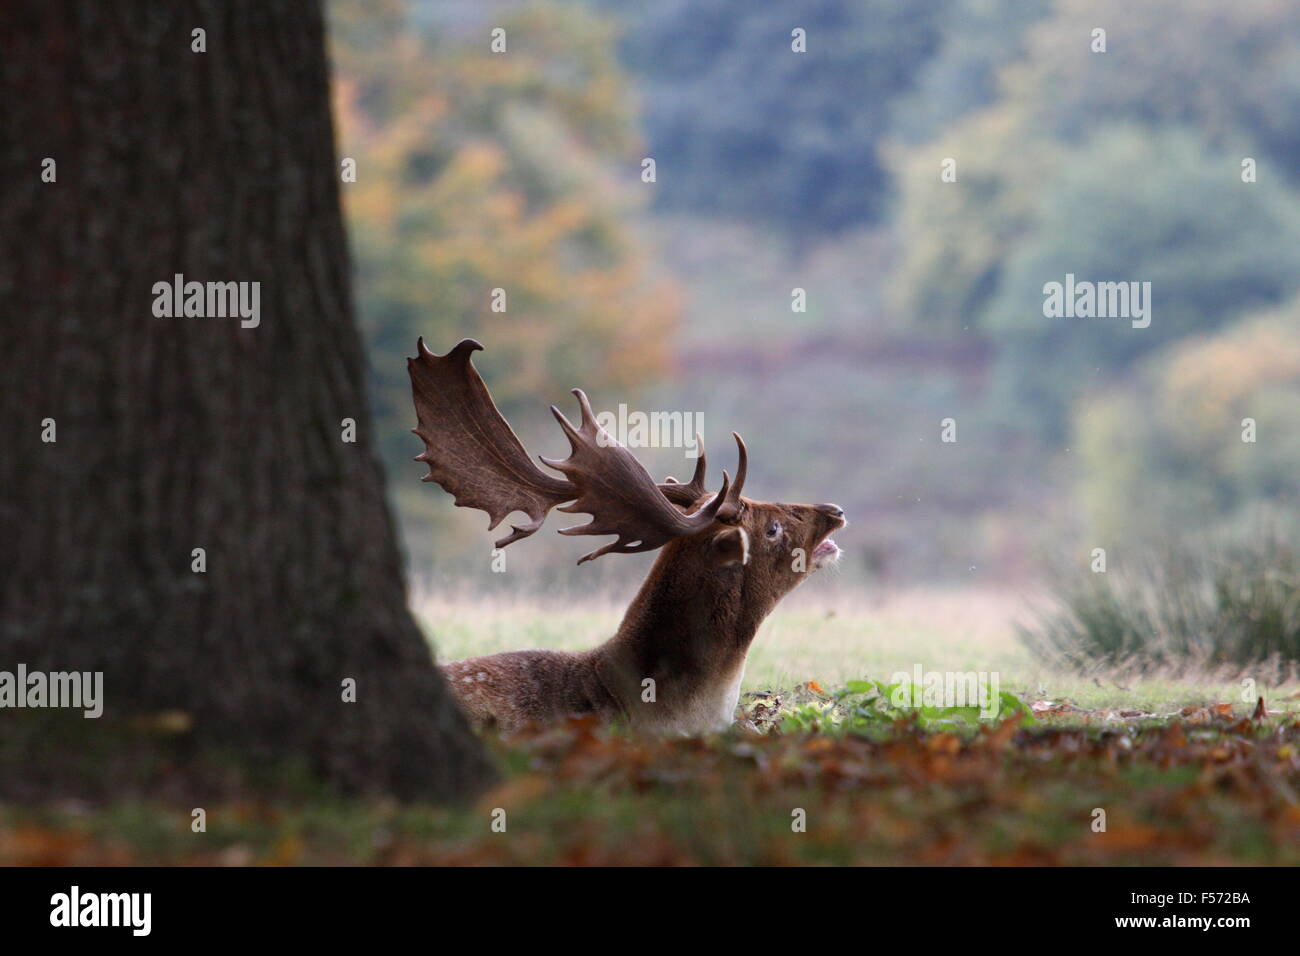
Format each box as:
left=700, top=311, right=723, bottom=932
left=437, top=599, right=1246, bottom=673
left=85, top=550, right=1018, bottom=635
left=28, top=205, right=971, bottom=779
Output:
left=1021, top=534, right=1300, bottom=672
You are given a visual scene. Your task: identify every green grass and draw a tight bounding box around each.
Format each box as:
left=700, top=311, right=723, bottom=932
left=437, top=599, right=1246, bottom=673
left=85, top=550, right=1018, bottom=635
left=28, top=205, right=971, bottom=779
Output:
left=417, top=585, right=1300, bottom=719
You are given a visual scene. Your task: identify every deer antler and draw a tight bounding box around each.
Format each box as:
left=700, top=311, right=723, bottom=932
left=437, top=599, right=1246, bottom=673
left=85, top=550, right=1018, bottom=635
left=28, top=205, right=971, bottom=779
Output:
left=409, top=338, right=749, bottom=562
left=542, top=389, right=735, bottom=564
left=658, top=432, right=747, bottom=520
left=716, top=432, right=747, bottom=521
left=408, top=338, right=577, bottom=548
left=658, top=435, right=709, bottom=506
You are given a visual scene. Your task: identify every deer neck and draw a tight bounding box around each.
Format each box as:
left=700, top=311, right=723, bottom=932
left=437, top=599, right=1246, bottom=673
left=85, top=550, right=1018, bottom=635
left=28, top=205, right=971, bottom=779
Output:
left=594, top=549, right=770, bottom=730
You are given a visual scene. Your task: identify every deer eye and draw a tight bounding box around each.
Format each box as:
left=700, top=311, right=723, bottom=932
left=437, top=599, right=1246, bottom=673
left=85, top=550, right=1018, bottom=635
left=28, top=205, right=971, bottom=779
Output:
left=765, top=521, right=782, bottom=540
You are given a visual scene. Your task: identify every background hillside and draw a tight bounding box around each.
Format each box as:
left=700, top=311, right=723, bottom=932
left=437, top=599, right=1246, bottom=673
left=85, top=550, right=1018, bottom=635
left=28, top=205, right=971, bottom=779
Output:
left=328, top=0, right=1300, bottom=590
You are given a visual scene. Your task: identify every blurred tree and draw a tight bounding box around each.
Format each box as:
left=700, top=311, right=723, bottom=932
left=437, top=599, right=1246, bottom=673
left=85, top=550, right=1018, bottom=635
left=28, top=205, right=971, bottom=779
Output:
left=889, top=105, right=1062, bottom=333
left=890, top=0, right=1300, bottom=340
left=1003, top=0, right=1300, bottom=188
left=889, top=0, right=1300, bottom=442
left=884, top=0, right=1300, bottom=556
left=986, top=125, right=1300, bottom=436
left=1075, top=298, right=1300, bottom=543
left=600, top=0, right=952, bottom=233
left=889, top=0, right=1052, bottom=146
left=892, top=0, right=1300, bottom=341
left=329, top=0, right=680, bottom=570
left=0, top=0, right=492, bottom=801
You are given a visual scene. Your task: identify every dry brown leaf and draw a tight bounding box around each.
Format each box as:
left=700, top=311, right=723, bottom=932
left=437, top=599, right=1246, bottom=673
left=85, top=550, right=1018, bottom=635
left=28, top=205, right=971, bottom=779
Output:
left=926, top=733, right=961, bottom=756
left=476, top=773, right=550, bottom=813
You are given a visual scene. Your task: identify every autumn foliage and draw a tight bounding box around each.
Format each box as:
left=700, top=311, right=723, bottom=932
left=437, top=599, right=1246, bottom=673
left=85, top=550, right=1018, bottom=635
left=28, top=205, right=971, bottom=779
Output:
left=5, top=696, right=1297, bottom=865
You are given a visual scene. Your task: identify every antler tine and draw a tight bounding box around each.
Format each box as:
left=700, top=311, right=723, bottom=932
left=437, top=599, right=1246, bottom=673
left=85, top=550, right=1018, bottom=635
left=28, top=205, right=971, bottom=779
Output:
left=699, top=468, right=730, bottom=519
left=540, top=389, right=730, bottom=564
left=658, top=432, right=709, bottom=506
left=686, top=433, right=707, bottom=484
left=572, top=469, right=730, bottom=564
left=544, top=388, right=599, bottom=445
left=716, top=432, right=747, bottom=520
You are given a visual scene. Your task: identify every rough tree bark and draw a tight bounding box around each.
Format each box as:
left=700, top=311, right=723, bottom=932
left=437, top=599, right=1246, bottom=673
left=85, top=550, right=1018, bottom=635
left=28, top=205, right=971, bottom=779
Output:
left=0, top=0, right=494, bottom=801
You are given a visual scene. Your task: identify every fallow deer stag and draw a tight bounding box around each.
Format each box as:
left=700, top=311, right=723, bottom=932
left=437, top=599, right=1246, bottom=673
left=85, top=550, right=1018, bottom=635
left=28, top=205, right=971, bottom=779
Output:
left=409, top=338, right=846, bottom=735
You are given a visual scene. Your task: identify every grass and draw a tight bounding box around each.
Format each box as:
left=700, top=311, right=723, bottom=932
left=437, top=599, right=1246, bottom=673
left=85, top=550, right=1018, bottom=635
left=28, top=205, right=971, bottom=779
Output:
left=4, top=584, right=1298, bottom=865
left=6, top=708, right=1298, bottom=865
left=416, top=584, right=1300, bottom=718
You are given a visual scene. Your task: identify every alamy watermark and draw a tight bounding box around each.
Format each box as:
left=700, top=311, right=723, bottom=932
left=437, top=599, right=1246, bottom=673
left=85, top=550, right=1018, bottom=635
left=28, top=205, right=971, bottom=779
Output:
left=596, top=404, right=703, bottom=458
left=0, top=664, right=102, bottom=718
left=1042, top=273, right=1151, bottom=329
left=888, top=664, right=1002, bottom=719
left=50, top=886, right=150, bottom=936
left=152, top=273, right=260, bottom=328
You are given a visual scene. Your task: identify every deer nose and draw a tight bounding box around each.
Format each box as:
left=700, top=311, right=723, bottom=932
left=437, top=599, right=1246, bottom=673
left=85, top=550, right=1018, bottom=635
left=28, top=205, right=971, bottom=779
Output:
left=816, top=503, right=845, bottom=519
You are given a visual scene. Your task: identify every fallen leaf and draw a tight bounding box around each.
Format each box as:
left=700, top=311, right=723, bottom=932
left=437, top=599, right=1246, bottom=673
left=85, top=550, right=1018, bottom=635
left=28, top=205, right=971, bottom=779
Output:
left=925, top=733, right=961, bottom=756
left=476, top=773, right=549, bottom=813
left=1032, top=699, right=1082, bottom=716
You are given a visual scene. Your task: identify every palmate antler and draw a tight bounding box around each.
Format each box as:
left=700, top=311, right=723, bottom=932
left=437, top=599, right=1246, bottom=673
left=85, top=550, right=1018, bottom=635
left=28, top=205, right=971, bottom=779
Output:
left=408, top=338, right=747, bottom=563
left=408, top=339, right=576, bottom=548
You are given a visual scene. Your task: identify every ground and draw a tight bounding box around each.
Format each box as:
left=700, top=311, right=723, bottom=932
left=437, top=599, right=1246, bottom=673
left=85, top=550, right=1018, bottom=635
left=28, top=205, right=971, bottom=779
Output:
left=423, top=587, right=1289, bottom=716
left=3, top=588, right=1298, bottom=865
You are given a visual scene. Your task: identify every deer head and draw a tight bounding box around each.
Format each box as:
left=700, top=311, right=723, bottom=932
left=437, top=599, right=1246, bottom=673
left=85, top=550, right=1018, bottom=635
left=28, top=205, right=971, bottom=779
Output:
left=409, top=338, right=846, bottom=733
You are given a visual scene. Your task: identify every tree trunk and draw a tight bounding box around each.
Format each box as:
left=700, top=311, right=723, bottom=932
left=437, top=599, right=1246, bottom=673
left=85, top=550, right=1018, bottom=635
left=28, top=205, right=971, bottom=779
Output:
left=0, top=0, right=494, bottom=801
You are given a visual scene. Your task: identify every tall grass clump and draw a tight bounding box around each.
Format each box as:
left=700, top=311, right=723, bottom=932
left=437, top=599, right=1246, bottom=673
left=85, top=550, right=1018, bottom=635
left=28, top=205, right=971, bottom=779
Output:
left=1021, top=534, right=1300, bottom=674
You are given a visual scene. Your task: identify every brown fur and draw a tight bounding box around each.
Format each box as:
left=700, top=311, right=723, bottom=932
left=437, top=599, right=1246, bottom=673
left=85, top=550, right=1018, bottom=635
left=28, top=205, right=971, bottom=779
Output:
left=410, top=337, right=845, bottom=736
left=442, top=499, right=845, bottom=734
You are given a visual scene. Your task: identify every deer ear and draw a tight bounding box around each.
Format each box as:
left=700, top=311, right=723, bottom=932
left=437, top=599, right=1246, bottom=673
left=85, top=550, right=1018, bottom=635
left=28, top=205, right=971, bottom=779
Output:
left=709, top=526, right=749, bottom=567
